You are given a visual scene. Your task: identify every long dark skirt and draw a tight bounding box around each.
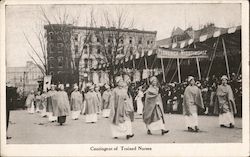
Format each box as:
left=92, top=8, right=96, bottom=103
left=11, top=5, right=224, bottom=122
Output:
left=58, top=116, right=66, bottom=124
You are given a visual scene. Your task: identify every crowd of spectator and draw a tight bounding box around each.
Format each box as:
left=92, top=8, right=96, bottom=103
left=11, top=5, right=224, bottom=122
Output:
left=126, top=73, right=242, bottom=117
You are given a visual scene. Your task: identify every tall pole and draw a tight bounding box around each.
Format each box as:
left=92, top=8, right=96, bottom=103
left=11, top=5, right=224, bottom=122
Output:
left=222, top=38, right=230, bottom=80
left=132, top=59, right=136, bottom=84
left=237, top=60, right=242, bottom=76
left=177, top=58, right=181, bottom=83
left=160, top=57, right=166, bottom=82
left=196, top=57, right=201, bottom=80
left=144, top=56, right=149, bottom=84
left=206, top=37, right=220, bottom=79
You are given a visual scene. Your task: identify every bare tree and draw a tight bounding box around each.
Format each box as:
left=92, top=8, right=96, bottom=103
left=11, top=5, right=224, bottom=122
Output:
left=92, top=9, right=138, bottom=85
left=39, top=6, right=94, bottom=84
left=23, top=26, right=48, bottom=76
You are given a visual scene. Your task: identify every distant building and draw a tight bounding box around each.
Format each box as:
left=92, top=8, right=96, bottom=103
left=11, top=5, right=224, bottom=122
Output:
left=6, top=61, right=43, bottom=96
left=44, top=24, right=157, bottom=85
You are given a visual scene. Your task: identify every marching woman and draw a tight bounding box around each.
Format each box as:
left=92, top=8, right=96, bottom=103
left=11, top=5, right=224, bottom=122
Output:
left=53, top=84, right=70, bottom=125
left=143, top=76, right=169, bottom=135
left=214, top=75, right=237, bottom=128
left=70, top=84, right=83, bottom=120
left=135, top=86, right=144, bottom=115
left=183, top=76, right=204, bottom=132
left=85, top=85, right=99, bottom=123
left=102, top=84, right=113, bottom=118
left=35, top=91, right=42, bottom=113
left=109, top=77, right=134, bottom=139
left=95, top=85, right=103, bottom=114
left=40, top=90, right=47, bottom=117
left=46, top=85, right=57, bottom=122
left=25, top=90, right=35, bottom=114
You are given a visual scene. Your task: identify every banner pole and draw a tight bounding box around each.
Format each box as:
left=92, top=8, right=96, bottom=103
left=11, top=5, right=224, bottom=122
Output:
left=160, top=57, right=166, bottom=82
left=144, top=56, right=149, bottom=84
left=207, top=37, right=219, bottom=78
left=237, top=60, right=242, bottom=76
left=222, top=38, right=231, bottom=80
left=177, top=58, right=181, bottom=83
left=196, top=57, right=201, bottom=80
left=132, top=58, right=136, bottom=83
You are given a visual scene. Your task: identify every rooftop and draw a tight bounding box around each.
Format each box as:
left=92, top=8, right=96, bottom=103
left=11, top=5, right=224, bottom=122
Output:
left=44, top=24, right=157, bottom=35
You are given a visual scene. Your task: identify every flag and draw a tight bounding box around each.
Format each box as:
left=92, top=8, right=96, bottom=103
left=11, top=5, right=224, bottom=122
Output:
left=43, top=75, right=52, bottom=91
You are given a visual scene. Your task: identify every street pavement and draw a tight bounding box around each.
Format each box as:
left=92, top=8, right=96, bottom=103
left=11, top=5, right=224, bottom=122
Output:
left=7, top=110, right=242, bottom=144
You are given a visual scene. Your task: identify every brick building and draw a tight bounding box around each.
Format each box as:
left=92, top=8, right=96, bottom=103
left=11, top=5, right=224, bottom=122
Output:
left=44, top=24, right=157, bottom=85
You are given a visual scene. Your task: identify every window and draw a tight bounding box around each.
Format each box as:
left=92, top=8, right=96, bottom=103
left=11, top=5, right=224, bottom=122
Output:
left=151, top=41, right=153, bottom=44
left=75, top=45, right=78, bottom=54
left=89, top=45, right=93, bottom=54
left=57, top=43, right=63, bottom=49
left=57, top=32, right=63, bottom=41
left=84, top=59, right=88, bottom=68
left=130, top=47, right=133, bottom=55
left=89, top=35, right=92, bottom=43
left=108, top=46, right=112, bottom=54
left=121, top=47, right=125, bottom=54
left=89, top=59, right=93, bottom=68
left=49, top=57, right=55, bottom=68
left=49, top=32, right=54, bottom=40
left=108, top=38, right=111, bottom=43
left=97, top=46, right=101, bottom=54
left=138, top=47, right=142, bottom=53
left=129, top=37, right=132, bottom=44
left=96, top=36, right=100, bottom=42
left=58, top=56, right=64, bottom=68
left=83, top=45, right=88, bottom=54
left=138, top=37, right=142, bottom=44
left=120, top=39, right=124, bottom=44
left=147, top=40, right=150, bottom=45
left=74, top=34, right=78, bottom=41
left=49, top=43, right=54, bottom=53
left=65, top=32, right=70, bottom=40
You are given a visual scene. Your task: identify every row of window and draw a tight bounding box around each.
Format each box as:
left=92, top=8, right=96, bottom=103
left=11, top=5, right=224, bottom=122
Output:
left=49, top=57, right=64, bottom=68
left=48, top=32, right=70, bottom=41
left=74, top=45, right=146, bottom=55
left=73, top=34, right=154, bottom=45
left=48, top=44, right=152, bottom=57
left=49, top=71, right=64, bottom=76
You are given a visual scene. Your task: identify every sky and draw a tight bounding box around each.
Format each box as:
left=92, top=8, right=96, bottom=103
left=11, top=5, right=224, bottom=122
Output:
left=5, top=3, right=241, bottom=67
